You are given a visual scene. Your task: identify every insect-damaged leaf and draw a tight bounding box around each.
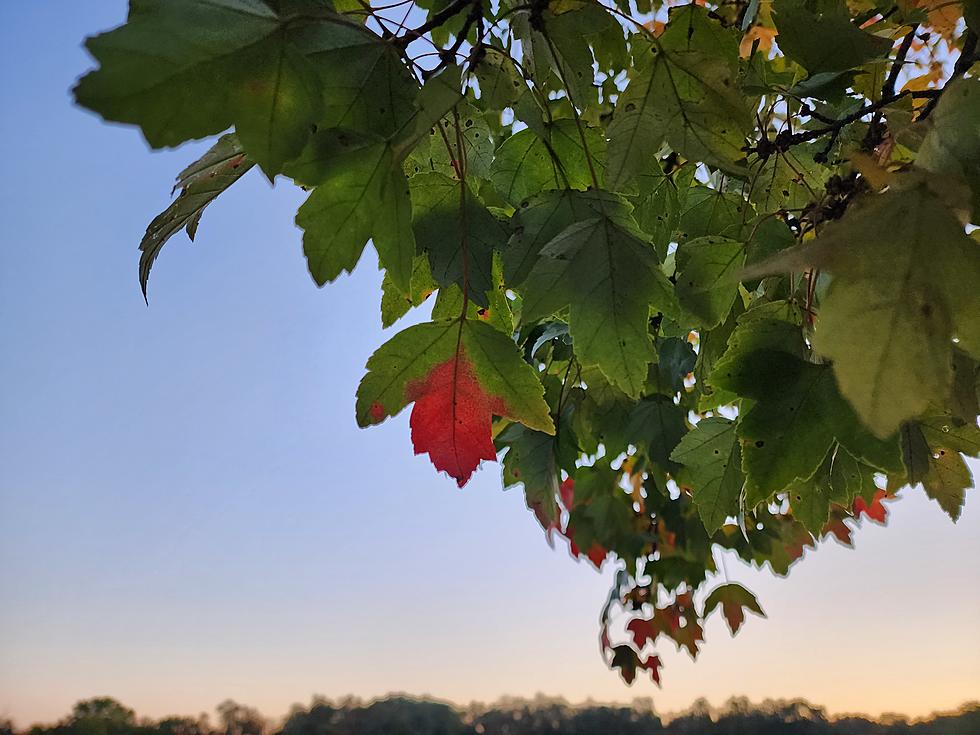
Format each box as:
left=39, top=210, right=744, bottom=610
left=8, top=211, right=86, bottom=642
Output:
left=671, top=417, right=744, bottom=534
left=139, top=134, right=254, bottom=298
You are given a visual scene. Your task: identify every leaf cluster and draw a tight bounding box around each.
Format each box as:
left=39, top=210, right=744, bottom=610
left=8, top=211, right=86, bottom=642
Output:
left=75, top=0, right=980, bottom=685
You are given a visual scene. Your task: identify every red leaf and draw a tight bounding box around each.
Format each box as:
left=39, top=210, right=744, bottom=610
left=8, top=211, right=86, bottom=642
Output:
left=822, top=515, right=853, bottom=545
left=599, top=624, right=612, bottom=653
left=585, top=543, right=608, bottom=569
left=853, top=488, right=889, bottom=524
left=408, top=350, right=505, bottom=487
left=641, top=655, right=663, bottom=685
left=655, top=594, right=704, bottom=657
left=559, top=477, right=575, bottom=510
left=626, top=617, right=661, bottom=648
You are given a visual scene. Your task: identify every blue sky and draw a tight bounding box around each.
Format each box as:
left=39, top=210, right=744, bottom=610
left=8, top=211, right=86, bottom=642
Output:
left=1, top=2, right=978, bottom=726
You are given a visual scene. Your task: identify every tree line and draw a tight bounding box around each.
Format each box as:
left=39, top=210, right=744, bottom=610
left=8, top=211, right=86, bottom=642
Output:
left=4, top=695, right=978, bottom=735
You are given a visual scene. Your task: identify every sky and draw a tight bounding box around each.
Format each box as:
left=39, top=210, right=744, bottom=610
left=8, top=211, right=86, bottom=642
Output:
left=1, top=2, right=978, bottom=728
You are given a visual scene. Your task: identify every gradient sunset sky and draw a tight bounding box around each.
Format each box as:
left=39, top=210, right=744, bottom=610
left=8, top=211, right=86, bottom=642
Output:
left=1, top=2, right=978, bottom=727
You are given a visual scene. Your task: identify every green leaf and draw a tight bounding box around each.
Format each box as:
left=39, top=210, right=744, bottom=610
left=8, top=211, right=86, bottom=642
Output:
left=499, top=424, right=560, bottom=522
left=489, top=120, right=605, bottom=206
left=902, top=422, right=975, bottom=522
left=674, top=236, right=746, bottom=328
left=747, top=181, right=980, bottom=437
left=630, top=158, right=683, bottom=257
left=523, top=204, right=679, bottom=396
left=228, top=39, right=324, bottom=178
left=748, top=148, right=829, bottom=214
left=829, top=446, right=879, bottom=505
left=709, top=308, right=805, bottom=393
left=676, top=186, right=751, bottom=242
left=505, top=189, right=631, bottom=286
left=605, top=6, right=752, bottom=188
left=547, top=1, right=628, bottom=72
left=627, top=396, right=688, bottom=470
left=380, top=255, right=435, bottom=328
left=722, top=343, right=902, bottom=506
left=703, top=582, right=765, bottom=635
left=917, top=77, right=980, bottom=221
left=76, top=1, right=279, bottom=144
left=671, top=417, right=745, bottom=534
left=74, top=2, right=395, bottom=177
left=788, top=461, right=833, bottom=536
left=410, top=172, right=507, bottom=307
left=474, top=50, right=524, bottom=110
left=773, top=0, right=892, bottom=74
left=653, top=338, right=697, bottom=395
left=732, top=353, right=840, bottom=505
left=298, top=25, right=417, bottom=138
left=291, top=131, right=415, bottom=291
left=139, top=134, right=254, bottom=298
left=429, top=106, right=496, bottom=180
left=392, top=64, right=464, bottom=157
left=918, top=417, right=980, bottom=522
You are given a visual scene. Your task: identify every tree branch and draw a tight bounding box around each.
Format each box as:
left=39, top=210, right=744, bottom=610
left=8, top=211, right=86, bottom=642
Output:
left=918, top=28, right=977, bottom=120
left=747, top=89, right=938, bottom=158
left=395, top=0, right=474, bottom=48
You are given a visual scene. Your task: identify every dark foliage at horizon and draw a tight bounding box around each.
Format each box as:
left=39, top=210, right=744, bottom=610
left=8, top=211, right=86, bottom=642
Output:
left=5, top=696, right=978, bottom=735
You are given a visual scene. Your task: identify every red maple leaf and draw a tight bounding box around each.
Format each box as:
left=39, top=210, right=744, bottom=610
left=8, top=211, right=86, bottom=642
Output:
left=407, top=351, right=506, bottom=487
left=641, top=655, right=663, bottom=685
left=853, top=488, right=889, bottom=524
left=626, top=617, right=661, bottom=648
left=822, top=515, right=853, bottom=545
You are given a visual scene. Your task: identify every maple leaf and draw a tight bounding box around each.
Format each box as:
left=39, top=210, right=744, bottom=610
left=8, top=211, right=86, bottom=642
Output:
left=522, top=200, right=679, bottom=397
left=409, top=357, right=501, bottom=486
left=606, top=5, right=753, bottom=186
left=670, top=417, right=744, bottom=534
left=703, top=583, right=766, bottom=636
left=626, top=617, right=661, bottom=649
left=641, top=655, right=663, bottom=685
left=853, top=489, right=889, bottom=525
left=822, top=514, right=854, bottom=546
left=630, top=594, right=705, bottom=658
left=137, top=134, right=254, bottom=299
left=357, top=319, right=554, bottom=487
left=610, top=646, right=638, bottom=685
left=900, top=418, right=979, bottom=521
left=745, top=180, right=980, bottom=437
